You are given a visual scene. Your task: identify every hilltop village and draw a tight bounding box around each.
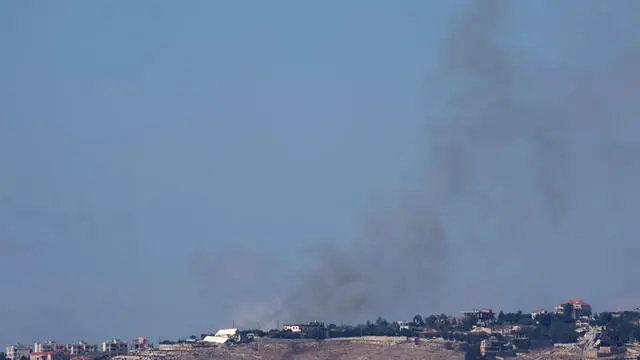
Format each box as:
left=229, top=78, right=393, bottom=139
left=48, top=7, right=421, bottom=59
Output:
left=3, top=299, right=640, bottom=360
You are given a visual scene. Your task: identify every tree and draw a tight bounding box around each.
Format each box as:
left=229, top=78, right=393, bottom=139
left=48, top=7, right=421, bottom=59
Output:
left=375, top=317, right=388, bottom=327
left=413, top=314, right=424, bottom=327
left=497, top=310, right=506, bottom=324
left=426, top=315, right=438, bottom=328
left=0, top=352, right=6, bottom=360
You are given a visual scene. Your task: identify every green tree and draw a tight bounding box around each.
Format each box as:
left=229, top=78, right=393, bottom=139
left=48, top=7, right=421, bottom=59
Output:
left=413, top=314, right=424, bottom=327
left=375, top=317, right=388, bottom=327
left=424, top=315, right=437, bottom=328
left=1, top=352, right=7, bottom=360
left=497, top=310, right=506, bottom=324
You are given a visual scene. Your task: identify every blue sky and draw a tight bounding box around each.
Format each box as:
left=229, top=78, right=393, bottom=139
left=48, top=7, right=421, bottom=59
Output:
left=2, top=0, right=639, bottom=347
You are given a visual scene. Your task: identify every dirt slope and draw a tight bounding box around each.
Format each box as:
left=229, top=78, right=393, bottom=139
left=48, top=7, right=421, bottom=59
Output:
left=117, top=338, right=464, bottom=360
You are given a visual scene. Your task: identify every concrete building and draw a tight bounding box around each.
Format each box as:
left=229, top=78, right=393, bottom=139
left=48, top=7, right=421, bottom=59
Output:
left=33, top=342, right=66, bottom=354
left=64, top=342, right=97, bottom=355
left=100, top=339, right=128, bottom=355
left=463, top=308, right=495, bottom=327
left=6, top=344, right=32, bottom=360
left=29, top=352, right=54, bottom=360
left=128, top=337, right=153, bottom=352
left=531, top=309, right=548, bottom=319
left=555, top=299, right=592, bottom=318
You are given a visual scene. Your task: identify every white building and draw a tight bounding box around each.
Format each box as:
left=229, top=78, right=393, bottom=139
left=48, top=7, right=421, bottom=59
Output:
left=202, top=336, right=229, bottom=344
left=531, top=309, right=547, bottom=319
left=33, top=342, right=61, bottom=354
left=6, top=344, right=31, bottom=360
left=65, top=341, right=97, bottom=355
left=100, top=339, right=128, bottom=355
left=202, top=328, right=240, bottom=344
left=280, top=324, right=303, bottom=332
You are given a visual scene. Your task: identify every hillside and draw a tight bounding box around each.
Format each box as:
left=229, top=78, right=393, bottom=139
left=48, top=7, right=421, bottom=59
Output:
left=114, top=337, right=464, bottom=360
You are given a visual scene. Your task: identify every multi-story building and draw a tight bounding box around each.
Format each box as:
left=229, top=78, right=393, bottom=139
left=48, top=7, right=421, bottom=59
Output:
left=33, top=342, right=64, bottom=354
left=64, top=342, right=97, bottom=355
left=100, top=339, right=128, bottom=355
left=128, top=337, right=153, bottom=352
left=6, top=344, right=32, bottom=360
left=555, top=299, right=592, bottom=318
left=29, top=352, right=54, bottom=360
left=463, top=308, right=495, bottom=327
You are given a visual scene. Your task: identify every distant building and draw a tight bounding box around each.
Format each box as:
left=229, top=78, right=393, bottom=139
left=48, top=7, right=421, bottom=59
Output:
left=463, top=308, right=495, bottom=326
left=480, top=336, right=514, bottom=358
left=64, top=342, right=97, bottom=355
left=6, top=344, right=31, bottom=360
left=33, top=343, right=64, bottom=354
left=100, top=339, right=128, bottom=355
left=128, top=337, right=153, bottom=352
left=202, top=328, right=241, bottom=345
left=556, top=299, right=592, bottom=318
left=280, top=324, right=303, bottom=332
left=531, top=309, right=547, bottom=319
left=29, top=352, right=55, bottom=360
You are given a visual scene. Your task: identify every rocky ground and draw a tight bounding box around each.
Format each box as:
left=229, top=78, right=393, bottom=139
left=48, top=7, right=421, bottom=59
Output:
left=115, top=337, right=464, bottom=360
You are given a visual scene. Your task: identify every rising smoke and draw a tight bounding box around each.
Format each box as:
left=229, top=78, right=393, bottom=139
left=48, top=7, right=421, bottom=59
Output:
left=280, top=0, right=640, bottom=323
left=193, top=0, right=640, bottom=328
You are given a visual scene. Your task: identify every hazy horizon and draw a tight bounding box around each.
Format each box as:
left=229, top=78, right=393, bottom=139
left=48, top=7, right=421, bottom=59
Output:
left=2, top=0, right=640, bottom=347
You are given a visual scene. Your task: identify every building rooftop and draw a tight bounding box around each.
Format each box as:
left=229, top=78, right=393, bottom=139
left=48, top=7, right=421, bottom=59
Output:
left=562, top=299, right=591, bottom=307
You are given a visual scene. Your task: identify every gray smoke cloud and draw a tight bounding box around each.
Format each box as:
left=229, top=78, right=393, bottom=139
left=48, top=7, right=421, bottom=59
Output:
left=193, top=0, right=640, bottom=326
left=281, top=0, right=640, bottom=321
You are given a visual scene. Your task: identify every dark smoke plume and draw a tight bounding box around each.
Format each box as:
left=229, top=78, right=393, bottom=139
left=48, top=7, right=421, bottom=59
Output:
left=280, top=0, right=640, bottom=322
left=193, top=0, right=640, bottom=326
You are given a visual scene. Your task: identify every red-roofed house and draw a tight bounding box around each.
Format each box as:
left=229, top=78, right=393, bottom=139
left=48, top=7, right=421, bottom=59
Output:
left=555, top=299, right=592, bottom=318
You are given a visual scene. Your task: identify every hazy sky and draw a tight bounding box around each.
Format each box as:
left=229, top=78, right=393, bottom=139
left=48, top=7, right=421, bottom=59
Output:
left=2, top=0, right=639, bottom=347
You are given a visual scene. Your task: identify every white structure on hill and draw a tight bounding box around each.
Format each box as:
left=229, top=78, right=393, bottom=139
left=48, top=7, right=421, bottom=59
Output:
left=202, top=328, right=240, bottom=344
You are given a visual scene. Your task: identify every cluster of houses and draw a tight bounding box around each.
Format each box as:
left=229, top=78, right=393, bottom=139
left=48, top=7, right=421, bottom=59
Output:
left=6, top=298, right=640, bottom=359
left=5, top=337, right=153, bottom=360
